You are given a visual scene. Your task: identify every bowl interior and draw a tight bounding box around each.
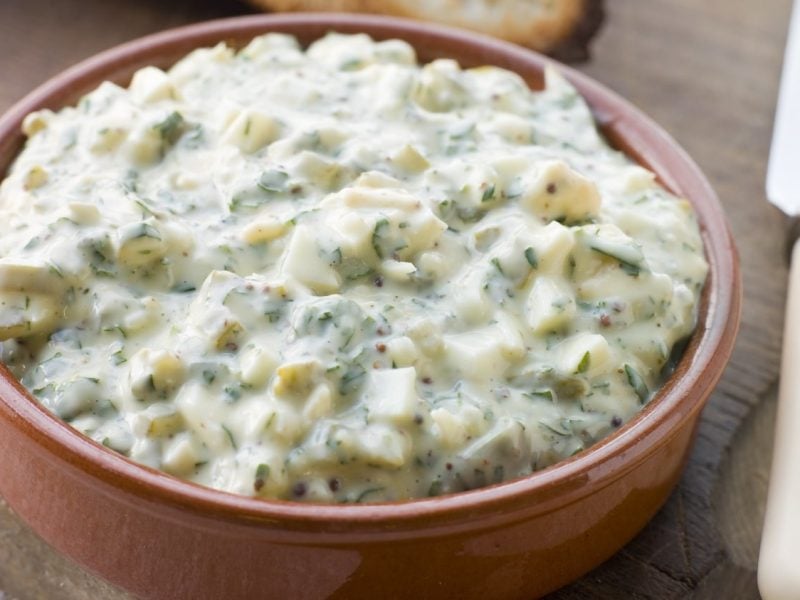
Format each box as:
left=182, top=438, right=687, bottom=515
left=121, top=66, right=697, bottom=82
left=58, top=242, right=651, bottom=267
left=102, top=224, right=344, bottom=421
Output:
left=0, top=13, right=741, bottom=530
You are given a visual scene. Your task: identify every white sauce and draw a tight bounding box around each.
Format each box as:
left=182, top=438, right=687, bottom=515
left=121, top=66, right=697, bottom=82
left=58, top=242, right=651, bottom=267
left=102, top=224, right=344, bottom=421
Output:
left=0, top=33, right=708, bottom=502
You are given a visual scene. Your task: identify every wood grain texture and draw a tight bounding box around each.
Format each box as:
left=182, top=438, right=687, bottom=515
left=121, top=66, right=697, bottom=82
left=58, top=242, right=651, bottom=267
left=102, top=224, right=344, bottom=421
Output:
left=0, top=0, right=791, bottom=598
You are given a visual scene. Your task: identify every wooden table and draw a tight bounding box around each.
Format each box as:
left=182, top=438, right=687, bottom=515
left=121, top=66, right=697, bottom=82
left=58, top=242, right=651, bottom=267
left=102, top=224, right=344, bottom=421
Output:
left=0, top=0, right=791, bottom=597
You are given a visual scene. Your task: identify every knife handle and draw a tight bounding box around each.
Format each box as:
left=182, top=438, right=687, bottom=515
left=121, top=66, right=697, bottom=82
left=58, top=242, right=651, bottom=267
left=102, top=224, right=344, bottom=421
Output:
left=759, top=238, right=800, bottom=600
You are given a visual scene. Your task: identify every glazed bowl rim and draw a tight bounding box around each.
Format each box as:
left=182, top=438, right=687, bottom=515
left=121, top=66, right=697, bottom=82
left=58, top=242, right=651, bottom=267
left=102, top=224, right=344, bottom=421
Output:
left=0, top=12, right=741, bottom=532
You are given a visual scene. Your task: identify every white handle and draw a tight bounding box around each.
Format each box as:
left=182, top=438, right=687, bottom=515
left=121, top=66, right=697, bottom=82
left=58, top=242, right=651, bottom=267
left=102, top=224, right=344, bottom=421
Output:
left=759, top=239, right=800, bottom=600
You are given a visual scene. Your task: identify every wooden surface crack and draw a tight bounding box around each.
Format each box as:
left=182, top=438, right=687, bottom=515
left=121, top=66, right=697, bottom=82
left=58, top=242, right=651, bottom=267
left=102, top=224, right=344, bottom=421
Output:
left=675, top=489, right=693, bottom=582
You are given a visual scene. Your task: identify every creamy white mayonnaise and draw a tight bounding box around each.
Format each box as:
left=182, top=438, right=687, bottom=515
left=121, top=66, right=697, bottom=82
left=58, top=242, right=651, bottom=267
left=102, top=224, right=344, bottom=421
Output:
left=0, top=33, right=707, bottom=502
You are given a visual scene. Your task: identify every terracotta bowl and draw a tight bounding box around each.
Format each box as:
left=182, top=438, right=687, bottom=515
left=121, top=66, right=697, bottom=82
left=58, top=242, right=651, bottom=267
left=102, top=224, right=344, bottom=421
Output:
left=0, top=13, right=740, bottom=600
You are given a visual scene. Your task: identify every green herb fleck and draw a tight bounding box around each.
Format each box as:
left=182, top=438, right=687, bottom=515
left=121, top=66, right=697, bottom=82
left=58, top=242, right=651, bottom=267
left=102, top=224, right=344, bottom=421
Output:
left=355, top=487, right=385, bottom=503
left=490, top=257, right=504, bottom=275
left=47, top=262, right=64, bottom=278
left=575, top=351, right=591, bottom=374
left=624, top=364, right=649, bottom=403
left=339, top=364, right=366, bottom=395
left=154, top=111, right=185, bottom=144
left=221, top=424, right=237, bottom=449
left=172, top=282, right=196, bottom=293
left=371, top=218, right=390, bottom=259
left=254, top=463, right=270, bottom=492
left=620, top=262, right=641, bottom=277
left=102, top=325, right=128, bottom=339
left=524, top=247, right=539, bottom=268
left=130, top=222, right=161, bottom=240
left=264, top=307, right=283, bottom=323
left=526, top=389, right=553, bottom=402
left=539, top=418, right=572, bottom=436
left=224, top=384, right=242, bottom=403
left=428, top=480, right=443, bottom=497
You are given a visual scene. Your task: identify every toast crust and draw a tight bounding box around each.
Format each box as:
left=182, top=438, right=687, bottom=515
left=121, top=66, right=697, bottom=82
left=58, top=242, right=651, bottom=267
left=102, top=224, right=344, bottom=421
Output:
left=244, top=0, right=603, bottom=57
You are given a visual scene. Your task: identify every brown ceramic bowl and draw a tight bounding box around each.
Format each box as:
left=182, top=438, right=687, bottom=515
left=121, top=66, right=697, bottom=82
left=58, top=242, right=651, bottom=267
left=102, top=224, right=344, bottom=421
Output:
left=0, top=13, right=740, bottom=600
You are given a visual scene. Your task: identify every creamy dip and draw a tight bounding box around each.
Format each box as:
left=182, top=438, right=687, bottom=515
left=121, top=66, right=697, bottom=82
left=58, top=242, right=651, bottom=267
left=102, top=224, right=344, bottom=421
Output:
left=0, top=33, right=708, bottom=502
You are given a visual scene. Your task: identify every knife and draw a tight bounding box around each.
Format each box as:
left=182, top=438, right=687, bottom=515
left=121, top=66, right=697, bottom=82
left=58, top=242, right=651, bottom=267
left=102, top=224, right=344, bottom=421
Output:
left=759, top=1, right=800, bottom=598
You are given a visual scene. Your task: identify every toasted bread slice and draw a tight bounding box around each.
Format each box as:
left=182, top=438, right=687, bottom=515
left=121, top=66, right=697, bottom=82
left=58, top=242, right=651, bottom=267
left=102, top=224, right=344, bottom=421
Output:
left=244, top=0, right=604, bottom=60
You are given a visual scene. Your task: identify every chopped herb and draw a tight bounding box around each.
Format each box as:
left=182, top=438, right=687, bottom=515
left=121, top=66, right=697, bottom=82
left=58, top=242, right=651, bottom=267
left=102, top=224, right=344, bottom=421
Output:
left=172, top=282, right=196, bottom=293
left=122, top=169, right=140, bottom=193
left=264, top=413, right=276, bottom=431
left=569, top=445, right=585, bottom=457
left=620, top=262, right=641, bottom=277
left=526, top=389, right=553, bottom=402
left=624, top=364, right=649, bottom=403
left=23, top=236, right=41, bottom=250
left=133, top=198, right=155, bottom=216
left=130, top=222, right=161, bottom=240
left=254, top=463, right=270, bottom=492
left=221, top=424, right=237, bottom=449
left=566, top=254, right=576, bottom=279
left=371, top=218, right=390, bottom=259
left=586, top=236, right=644, bottom=277
left=490, top=257, right=504, bottom=275
left=47, top=262, right=64, bottom=278
left=338, top=327, right=356, bottom=351
left=102, top=325, right=128, bottom=339
left=355, top=487, right=384, bottom=503
left=154, top=111, right=185, bottom=144
left=575, top=351, right=591, bottom=374
left=264, top=309, right=283, bottom=323
left=539, top=418, right=572, bottom=436
left=224, top=385, right=242, bottom=403
left=592, top=381, right=611, bottom=395
left=481, top=184, right=496, bottom=203
left=111, top=350, right=127, bottom=366
left=524, top=247, right=539, bottom=268
left=202, top=370, right=216, bottom=385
